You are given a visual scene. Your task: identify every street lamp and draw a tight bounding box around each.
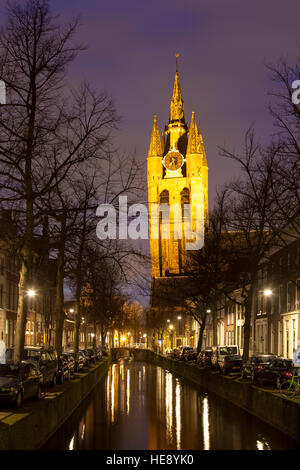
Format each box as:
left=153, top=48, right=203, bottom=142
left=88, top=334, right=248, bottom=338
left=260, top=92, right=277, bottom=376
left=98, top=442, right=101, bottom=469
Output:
left=264, top=289, right=272, bottom=296
left=27, top=289, right=36, bottom=297
left=206, top=309, right=211, bottom=313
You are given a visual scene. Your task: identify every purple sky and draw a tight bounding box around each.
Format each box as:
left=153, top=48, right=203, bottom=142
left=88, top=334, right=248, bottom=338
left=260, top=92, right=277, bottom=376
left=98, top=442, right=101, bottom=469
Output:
left=1, top=0, right=299, bottom=204
left=1, top=0, right=299, bottom=303
left=45, top=0, right=300, bottom=206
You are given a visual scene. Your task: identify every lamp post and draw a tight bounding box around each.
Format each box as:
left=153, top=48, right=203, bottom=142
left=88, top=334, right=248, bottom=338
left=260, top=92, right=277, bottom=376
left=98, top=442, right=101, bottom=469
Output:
left=26, top=289, right=37, bottom=346
left=177, top=316, right=182, bottom=347
left=169, top=324, right=174, bottom=349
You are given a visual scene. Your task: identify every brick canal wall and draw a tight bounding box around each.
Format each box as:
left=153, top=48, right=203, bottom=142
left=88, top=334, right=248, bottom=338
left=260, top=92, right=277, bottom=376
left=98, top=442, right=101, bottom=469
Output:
left=111, top=348, right=300, bottom=442
left=0, top=358, right=110, bottom=450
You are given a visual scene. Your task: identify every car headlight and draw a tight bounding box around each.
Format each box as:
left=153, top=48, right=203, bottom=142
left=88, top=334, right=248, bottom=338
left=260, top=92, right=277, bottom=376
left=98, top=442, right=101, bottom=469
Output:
left=0, top=386, right=17, bottom=392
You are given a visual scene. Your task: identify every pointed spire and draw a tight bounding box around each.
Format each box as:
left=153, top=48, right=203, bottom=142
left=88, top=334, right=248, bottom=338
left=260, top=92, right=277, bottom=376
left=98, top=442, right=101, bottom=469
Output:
left=187, top=112, right=201, bottom=155
left=148, top=115, right=162, bottom=157
left=161, top=131, right=165, bottom=155
left=198, top=122, right=208, bottom=166
left=170, top=70, right=184, bottom=121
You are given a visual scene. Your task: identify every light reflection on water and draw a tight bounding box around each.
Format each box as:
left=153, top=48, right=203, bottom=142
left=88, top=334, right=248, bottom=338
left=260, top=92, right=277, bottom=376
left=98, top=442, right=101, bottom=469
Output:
left=46, top=361, right=299, bottom=450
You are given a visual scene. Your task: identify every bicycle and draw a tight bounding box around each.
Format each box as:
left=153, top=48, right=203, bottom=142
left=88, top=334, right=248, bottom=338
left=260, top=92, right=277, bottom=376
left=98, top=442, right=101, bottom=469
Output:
left=279, top=373, right=300, bottom=397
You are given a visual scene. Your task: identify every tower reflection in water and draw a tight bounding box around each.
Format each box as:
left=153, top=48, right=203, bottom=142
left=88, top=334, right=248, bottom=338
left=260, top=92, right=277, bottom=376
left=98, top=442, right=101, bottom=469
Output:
left=46, top=362, right=298, bottom=451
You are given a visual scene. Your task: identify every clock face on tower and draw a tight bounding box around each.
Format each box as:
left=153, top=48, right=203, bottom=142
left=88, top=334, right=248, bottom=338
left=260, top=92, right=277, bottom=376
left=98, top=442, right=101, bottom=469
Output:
left=163, top=150, right=184, bottom=172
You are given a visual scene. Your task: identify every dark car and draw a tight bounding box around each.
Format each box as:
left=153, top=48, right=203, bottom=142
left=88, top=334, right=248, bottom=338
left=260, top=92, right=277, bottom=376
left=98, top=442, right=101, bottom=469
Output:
left=168, top=348, right=178, bottom=359
left=62, top=352, right=75, bottom=375
left=0, top=361, right=42, bottom=408
left=242, top=354, right=277, bottom=381
left=6, top=346, right=58, bottom=386
left=255, top=357, right=294, bottom=388
left=180, top=346, right=194, bottom=361
left=196, top=349, right=212, bottom=367
left=94, top=346, right=102, bottom=361
left=80, top=350, right=90, bottom=366
left=219, top=355, right=243, bottom=375
left=184, top=348, right=198, bottom=361
left=57, top=355, right=71, bottom=384
left=68, top=351, right=85, bottom=372
left=173, top=347, right=182, bottom=359
left=85, top=348, right=97, bottom=363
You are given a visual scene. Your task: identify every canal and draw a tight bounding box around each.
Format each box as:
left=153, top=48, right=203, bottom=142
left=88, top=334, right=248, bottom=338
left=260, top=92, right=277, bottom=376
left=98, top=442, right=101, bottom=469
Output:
left=43, top=361, right=299, bottom=450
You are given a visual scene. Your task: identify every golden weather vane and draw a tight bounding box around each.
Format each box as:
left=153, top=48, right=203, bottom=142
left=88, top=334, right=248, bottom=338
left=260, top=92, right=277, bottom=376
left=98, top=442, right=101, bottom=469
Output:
left=175, top=53, right=180, bottom=71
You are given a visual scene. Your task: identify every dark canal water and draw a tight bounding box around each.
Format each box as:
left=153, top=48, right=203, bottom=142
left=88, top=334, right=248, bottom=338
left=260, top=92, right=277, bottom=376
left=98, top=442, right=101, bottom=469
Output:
left=43, top=361, right=299, bottom=450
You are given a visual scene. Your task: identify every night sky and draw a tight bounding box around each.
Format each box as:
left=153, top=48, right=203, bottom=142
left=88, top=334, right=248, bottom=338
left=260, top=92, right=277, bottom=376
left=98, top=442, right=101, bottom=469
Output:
left=44, top=0, right=300, bottom=206
left=1, top=0, right=300, bottom=204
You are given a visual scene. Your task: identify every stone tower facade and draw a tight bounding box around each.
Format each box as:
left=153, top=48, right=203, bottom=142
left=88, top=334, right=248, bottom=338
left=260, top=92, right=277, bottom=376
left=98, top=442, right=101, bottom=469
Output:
left=147, top=68, right=208, bottom=278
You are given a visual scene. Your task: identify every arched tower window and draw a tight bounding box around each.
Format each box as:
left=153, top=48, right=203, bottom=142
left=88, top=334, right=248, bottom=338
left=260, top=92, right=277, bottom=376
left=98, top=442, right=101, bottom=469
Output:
left=160, top=189, right=169, bottom=205
left=180, top=187, right=190, bottom=208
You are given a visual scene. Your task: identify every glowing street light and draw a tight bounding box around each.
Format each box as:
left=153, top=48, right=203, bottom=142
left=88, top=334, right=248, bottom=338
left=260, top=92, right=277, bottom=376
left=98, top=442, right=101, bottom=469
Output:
left=264, top=289, right=273, bottom=296
left=169, top=324, right=174, bottom=330
left=27, top=289, right=36, bottom=297
left=167, top=319, right=170, bottom=323
left=177, top=316, right=181, bottom=320
left=69, top=308, right=74, bottom=313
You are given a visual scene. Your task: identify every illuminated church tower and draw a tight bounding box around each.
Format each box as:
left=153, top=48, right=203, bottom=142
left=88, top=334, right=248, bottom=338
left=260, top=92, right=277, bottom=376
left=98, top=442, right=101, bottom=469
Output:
left=147, top=64, right=208, bottom=278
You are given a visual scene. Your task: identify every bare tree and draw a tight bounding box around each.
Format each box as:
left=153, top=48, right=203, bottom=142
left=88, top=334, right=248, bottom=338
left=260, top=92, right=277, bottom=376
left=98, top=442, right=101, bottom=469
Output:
left=219, top=129, right=284, bottom=361
left=0, top=0, right=119, bottom=362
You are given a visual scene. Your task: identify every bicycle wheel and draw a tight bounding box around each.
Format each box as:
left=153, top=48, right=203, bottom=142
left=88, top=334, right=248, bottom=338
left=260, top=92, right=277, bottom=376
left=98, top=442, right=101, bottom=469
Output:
left=280, top=380, right=298, bottom=397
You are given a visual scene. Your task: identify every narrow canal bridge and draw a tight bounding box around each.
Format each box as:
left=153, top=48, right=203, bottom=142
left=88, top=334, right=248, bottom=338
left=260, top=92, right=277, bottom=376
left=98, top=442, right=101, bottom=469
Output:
left=110, top=347, right=154, bottom=362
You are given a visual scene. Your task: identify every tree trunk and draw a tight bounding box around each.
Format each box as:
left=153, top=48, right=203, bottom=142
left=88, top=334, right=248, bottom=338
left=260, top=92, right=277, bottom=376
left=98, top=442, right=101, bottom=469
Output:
left=74, top=293, right=81, bottom=353
left=242, top=280, right=256, bottom=362
left=14, top=253, right=30, bottom=363
left=212, top=292, right=218, bottom=345
left=197, top=317, right=206, bottom=353
left=54, top=231, right=65, bottom=356
left=84, top=325, right=87, bottom=348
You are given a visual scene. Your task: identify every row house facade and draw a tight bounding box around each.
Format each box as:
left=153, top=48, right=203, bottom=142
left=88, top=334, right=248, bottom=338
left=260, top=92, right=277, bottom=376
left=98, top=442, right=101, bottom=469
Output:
left=255, top=238, right=300, bottom=361
left=198, top=239, right=300, bottom=361
left=0, top=241, right=57, bottom=349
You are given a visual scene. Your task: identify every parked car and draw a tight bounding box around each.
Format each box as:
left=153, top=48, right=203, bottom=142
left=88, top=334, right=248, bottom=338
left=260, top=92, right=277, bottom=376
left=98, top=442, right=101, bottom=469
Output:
left=173, top=347, right=182, bottom=359
left=211, top=345, right=240, bottom=370
left=67, top=351, right=85, bottom=372
left=255, top=357, right=294, bottom=388
left=85, top=348, right=97, bottom=363
left=0, top=361, right=43, bottom=408
left=196, top=349, right=212, bottom=367
left=179, top=346, right=194, bottom=361
left=184, top=348, right=198, bottom=361
left=80, top=349, right=91, bottom=366
left=168, top=348, right=178, bottom=359
left=242, top=354, right=277, bottom=381
left=79, top=350, right=89, bottom=367
left=219, top=355, right=243, bottom=375
left=62, top=352, right=75, bottom=376
left=57, top=355, right=71, bottom=384
left=6, top=346, right=58, bottom=386
left=95, top=346, right=103, bottom=360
